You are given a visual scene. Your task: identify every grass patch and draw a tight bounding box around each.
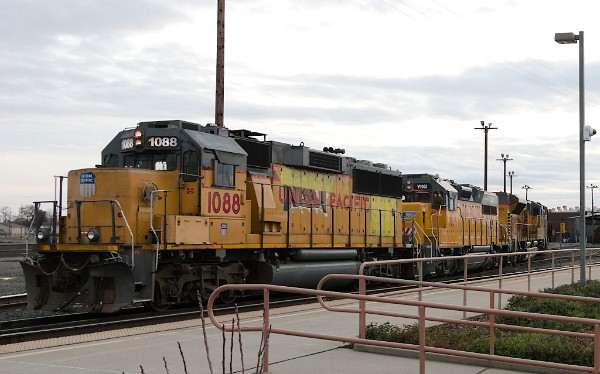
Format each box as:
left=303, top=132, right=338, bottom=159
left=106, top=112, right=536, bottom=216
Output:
left=366, top=280, right=600, bottom=367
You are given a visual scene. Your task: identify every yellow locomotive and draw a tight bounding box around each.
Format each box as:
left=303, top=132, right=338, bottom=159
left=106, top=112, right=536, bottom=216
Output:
left=22, top=120, right=405, bottom=312
left=21, top=120, right=549, bottom=313
left=402, top=174, right=506, bottom=274
left=497, top=192, right=548, bottom=255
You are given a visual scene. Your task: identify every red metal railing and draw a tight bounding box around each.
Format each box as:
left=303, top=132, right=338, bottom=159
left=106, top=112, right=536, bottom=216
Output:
left=207, top=250, right=600, bottom=373
left=355, top=247, right=599, bottom=337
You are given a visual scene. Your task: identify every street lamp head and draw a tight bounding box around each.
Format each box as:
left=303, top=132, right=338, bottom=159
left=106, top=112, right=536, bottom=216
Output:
left=480, top=120, right=484, bottom=126
left=555, top=32, right=579, bottom=44
left=501, top=153, right=504, bottom=158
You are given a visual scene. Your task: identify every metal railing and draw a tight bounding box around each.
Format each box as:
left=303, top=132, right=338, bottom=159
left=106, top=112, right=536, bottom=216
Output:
left=208, top=259, right=600, bottom=373
left=207, top=248, right=600, bottom=373
left=316, top=273, right=600, bottom=374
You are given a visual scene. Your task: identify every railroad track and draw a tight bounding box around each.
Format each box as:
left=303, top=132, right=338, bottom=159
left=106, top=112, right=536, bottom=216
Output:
left=0, top=294, right=27, bottom=311
left=0, top=295, right=314, bottom=346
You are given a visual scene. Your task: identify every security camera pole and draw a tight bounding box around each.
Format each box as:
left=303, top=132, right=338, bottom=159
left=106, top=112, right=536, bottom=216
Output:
left=555, top=31, right=597, bottom=282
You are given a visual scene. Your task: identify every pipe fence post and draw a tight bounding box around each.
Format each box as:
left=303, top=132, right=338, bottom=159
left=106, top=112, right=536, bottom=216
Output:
left=595, top=324, right=600, bottom=374
left=263, top=289, right=270, bottom=372
left=527, top=254, right=532, bottom=292
left=418, top=261, right=423, bottom=302
left=497, top=253, right=503, bottom=309
left=489, top=290, right=495, bottom=356
left=463, top=257, right=468, bottom=320
left=419, top=305, right=426, bottom=374
left=359, top=276, right=366, bottom=339
left=572, top=251, right=576, bottom=283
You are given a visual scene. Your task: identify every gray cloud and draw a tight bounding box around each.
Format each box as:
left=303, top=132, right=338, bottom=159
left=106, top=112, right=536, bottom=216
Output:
left=2, top=0, right=599, bottom=213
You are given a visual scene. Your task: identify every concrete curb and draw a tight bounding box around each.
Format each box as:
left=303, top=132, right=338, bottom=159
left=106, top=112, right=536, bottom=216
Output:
left=353, top=344, right=579, bottom=374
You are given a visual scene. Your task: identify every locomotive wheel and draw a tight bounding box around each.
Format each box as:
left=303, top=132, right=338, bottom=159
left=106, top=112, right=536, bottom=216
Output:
left=150, top=282, right=172, bottom=312
left=218, top=289, right=239, bottom=304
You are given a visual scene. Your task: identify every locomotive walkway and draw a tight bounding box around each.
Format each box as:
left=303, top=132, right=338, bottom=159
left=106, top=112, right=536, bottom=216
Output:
left=2, top=262, right=597, bottom=374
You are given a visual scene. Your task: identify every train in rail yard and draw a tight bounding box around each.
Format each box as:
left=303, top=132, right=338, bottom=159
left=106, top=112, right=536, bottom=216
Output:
left=21, top=119, right=548, bottom=313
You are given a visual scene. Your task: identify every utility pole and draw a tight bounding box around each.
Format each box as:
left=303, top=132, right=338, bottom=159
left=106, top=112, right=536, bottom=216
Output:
left=508, top=171, right=516, bottom=194
left=474, top=121, right=498, bottom=191
left=215, top=0, right=225, bottom=127
left=497, top=154, right=513, bottom=193
left=522, top=185, right=531, bottom=200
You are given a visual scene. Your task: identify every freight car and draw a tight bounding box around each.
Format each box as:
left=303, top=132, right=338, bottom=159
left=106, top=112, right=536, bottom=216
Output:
left=22, top=120, right=407, bottom=312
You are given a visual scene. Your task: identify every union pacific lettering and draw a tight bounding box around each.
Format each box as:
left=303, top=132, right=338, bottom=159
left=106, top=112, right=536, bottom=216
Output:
left=279, top=187, right=369, bottom=210
left=328, top=193, right=369, bottom=210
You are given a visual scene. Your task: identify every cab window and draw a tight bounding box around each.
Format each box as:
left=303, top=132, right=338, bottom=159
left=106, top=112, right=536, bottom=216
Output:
left=124, top=154, right=149, bottom=168
left=214, top=160, right=235, bottom=187
left=448, top=196, right=456, bottom=211
left=182, top=151, right=199, bottom=182
left=103, top=153, right=118, bottom=166
left=153, top=154, right=177, bottom=171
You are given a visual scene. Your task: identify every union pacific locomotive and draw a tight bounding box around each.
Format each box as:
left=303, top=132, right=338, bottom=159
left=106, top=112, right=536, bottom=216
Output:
left=21, top=120, right=547, bottom=312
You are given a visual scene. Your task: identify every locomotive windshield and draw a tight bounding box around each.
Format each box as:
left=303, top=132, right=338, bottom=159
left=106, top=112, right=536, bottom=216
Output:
left=123, top=153, right=178, bottom=170
left=404, top=191, right=431, bottom=204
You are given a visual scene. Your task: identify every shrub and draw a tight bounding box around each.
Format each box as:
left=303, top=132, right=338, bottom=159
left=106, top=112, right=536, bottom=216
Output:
left=366, top=280, right=600, bottom=367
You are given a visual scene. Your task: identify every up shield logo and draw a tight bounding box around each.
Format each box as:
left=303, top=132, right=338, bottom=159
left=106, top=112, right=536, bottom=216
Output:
left=79, top=172, right=96, bottom=198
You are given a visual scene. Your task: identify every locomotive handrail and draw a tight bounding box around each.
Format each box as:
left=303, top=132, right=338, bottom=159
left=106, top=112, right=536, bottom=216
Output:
left=26, top=200, right=58, bottom=256
left=150, top=189, right=170, bottom=270
left=403, top=217, right=433, bottom=251
left=33, top=200, right=59, bottom=245
left=74, top=199, right=135, bottom=267
left=457, top=206, right=465, bottom=247
left=24, top=210, right=36, bottom=258
left=149, top=172, right=202, bottom=269
left=430, top=205, right=450, bottom=249
left=498, top=224, right=510, bottom=248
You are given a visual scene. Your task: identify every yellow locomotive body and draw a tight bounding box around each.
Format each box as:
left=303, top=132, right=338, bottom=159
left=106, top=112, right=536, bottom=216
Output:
left=496, top=193, right=548, bottom=256
left=22, top=120, right=406, bottom=312
left=402, top=175, right=506, bottom=274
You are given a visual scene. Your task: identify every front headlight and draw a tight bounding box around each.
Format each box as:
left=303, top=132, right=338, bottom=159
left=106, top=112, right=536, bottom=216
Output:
left=37, top=229, right=49, bottom=241
left=87, top=227, right=101, bottom=242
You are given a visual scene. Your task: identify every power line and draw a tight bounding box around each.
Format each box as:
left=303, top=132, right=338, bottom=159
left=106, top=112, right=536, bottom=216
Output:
left=377, top=0, right=598, bottom=104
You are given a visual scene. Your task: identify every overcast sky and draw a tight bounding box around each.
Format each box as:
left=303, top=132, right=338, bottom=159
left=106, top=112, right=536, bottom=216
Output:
left=2, top=0, right=600, bottom=215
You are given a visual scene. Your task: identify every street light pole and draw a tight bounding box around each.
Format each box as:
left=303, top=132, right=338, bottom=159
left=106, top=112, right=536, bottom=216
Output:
left=555, top=31, right=586, bottom=282
left=475, top=121, right=498, bottom=191
left=508, top=171, right=516, bottom=194
left=522, top=184, right=531, bottom=200
left=496, top=154, right=513, bottom=193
